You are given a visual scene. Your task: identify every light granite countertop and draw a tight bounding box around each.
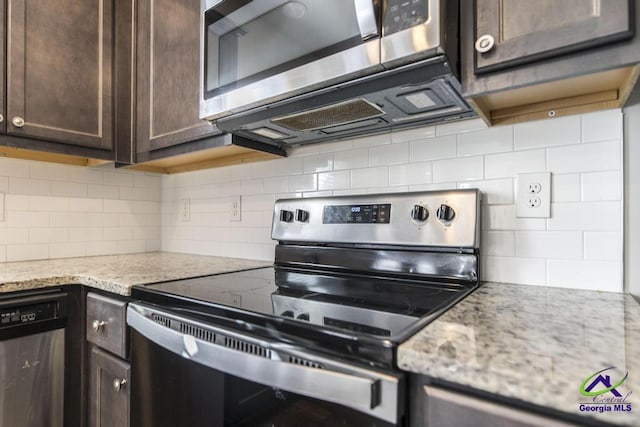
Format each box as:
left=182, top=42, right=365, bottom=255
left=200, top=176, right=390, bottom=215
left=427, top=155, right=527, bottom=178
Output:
left=398, top=282, right=640, bottom=426
left=0, top=252, right=271, bottom=295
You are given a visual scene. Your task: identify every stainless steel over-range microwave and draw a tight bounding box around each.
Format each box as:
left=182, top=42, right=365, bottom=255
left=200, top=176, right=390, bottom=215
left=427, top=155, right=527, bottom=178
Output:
left=200, top=0, right=472, bottom=146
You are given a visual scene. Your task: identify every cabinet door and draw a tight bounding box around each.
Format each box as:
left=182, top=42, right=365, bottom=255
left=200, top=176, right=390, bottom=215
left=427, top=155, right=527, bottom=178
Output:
left=474, top=0, right=634, bottom=74
left=90, top=347, right=130, bottom=427
left=6, top=0, right=113, bottom=150
left=136, top=0, right=217, bottom=159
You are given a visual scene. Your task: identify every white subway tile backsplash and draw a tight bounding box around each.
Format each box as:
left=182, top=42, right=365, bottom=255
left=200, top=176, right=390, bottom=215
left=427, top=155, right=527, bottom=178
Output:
left=68, top=198, right=103, bottom=212
left=351, top=167, right=389, bottom=188
left=29, top=196, right=68, bottom=212
left=582, top=109, right=622, bottom=143
left=334, top=148, right=369, bottom=170
left=391, top=126, right=436, bottom=143
left=485, top=150, right=546, bottom=179
left=69, top=168, right=103, bottom=185
left=0, top=228, right=29, bottom=245
left=318, top=171, right=350, bottom=190
left=5, top=194, right=29, bottom=211
left=548, top=202, right=621, bottom=231
left=318, top=139, right=354, bottom=152
left=30, top=163, right=69, bottom=181
left=51, top=212, right=87, bottom=227
left=273, top=157, right=303, bottom=176
left=30, top=228, right=69, bottom=244
left=88, top=184, right=120, bottom=199
left=457, top=126, right=513, bottom=157
left=458, top=178, right=513, bottom=205
left=370, top=143, right=409, bottom=166
left=435, top=118, right=486, bottom=136
left=515, top=231, right=582, bottom=259
left=409, top=135, right=457, bottom=162
left=547, top=260, right=622, bottom=291
left=50, top=242, right=86, bottom=259
left=482, top=205, right=546, bottom=231
left=51, top=181, right=87, bottom=198
left=514, top=115, right=581, bottom=150
left=483, top=231, right=515, bottom=256
left=6, top=211, right=50, bottom=228
left=352, top=133, right=392, bottom=148
left=0, top=176, right=8, bottom=193
left=584, top=232, right=622, bottom=262
left=547, top=140, right=621, bottom=173
left=483, top=256, right=546, bottom=285
left=581, top=171, right=621, bottom=201
left=302, top=153, right=334, bottom=173
left=389, top=162, right=432, bottom=186
left=288, top=174, right=318, bottom=192
left=6, top=244, right=49, bottom=262
left=0, top=246, right=5, bottom=262
left=263, top=177, right=289, bottom=193
left=0, top=158, right=30, bottom=178
left=433, top=156, right=483, bottom=183
left=104, top=172, right=134, bottom=187
left=551, top=174, right=580, bottom=202
left=9, top=177, right=51, bottom=196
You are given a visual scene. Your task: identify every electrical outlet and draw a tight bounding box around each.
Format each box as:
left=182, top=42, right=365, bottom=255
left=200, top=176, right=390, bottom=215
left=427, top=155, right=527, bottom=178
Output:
left=0, top=192, right=4, bottom=222
left=517, top=173, right=551, bottom=218
left=230, top=195, right=241, bottom=222
left=180, top=198, right=190, bottom=222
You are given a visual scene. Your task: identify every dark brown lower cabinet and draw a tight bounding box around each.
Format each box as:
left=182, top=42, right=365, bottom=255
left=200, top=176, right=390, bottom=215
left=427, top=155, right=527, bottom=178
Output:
left=90, top=347, right=131, bottom=427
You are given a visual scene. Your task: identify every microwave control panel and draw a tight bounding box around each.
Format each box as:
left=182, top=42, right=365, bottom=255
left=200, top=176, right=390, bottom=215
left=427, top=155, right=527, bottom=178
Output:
left=384, top=0, right=429, bottom=35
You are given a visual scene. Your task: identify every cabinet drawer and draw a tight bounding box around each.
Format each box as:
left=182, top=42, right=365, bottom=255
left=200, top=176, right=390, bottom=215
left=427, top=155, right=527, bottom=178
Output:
left=87, top=293, right=128, bottom=358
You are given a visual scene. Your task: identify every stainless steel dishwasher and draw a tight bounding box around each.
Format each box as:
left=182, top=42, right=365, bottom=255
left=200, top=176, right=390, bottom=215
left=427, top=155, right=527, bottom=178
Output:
left=0, top=289, right=68, bottom=427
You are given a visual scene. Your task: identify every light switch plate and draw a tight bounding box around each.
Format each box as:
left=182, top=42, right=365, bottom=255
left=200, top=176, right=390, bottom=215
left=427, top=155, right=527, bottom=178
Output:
left=230, top=195, right=241, bottom=222
left=516, top=172, right=551, bottom=218
left=0, top=192, right=4, bottom=221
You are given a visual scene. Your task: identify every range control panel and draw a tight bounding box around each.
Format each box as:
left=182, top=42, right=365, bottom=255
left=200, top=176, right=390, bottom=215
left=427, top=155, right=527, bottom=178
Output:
left=272, top=189, right=481, bottom=248
left=0, top=293, right=66, bottom=328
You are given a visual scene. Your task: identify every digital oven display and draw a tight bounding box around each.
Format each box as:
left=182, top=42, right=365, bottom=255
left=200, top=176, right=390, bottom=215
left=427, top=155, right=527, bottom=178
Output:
left=323, top=204, right=391, bottom=224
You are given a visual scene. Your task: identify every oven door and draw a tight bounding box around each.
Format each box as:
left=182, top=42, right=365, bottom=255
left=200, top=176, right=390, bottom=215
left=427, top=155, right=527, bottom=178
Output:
left=127, top=303, right=404, bottom=426
left=200, top=0, right=383, bottom=121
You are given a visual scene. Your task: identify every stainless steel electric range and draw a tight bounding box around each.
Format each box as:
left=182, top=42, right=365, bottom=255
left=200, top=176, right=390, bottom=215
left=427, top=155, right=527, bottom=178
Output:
left=127, top=189, right=481, bottom=426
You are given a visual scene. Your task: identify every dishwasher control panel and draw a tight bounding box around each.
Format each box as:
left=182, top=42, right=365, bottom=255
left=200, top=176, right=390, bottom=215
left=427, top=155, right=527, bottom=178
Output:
left=0, top=292, right=67, bottom=328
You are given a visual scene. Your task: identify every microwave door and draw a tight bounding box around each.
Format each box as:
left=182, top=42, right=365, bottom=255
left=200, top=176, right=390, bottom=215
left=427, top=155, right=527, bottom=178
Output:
left=200, top=0, right=383, bottom=121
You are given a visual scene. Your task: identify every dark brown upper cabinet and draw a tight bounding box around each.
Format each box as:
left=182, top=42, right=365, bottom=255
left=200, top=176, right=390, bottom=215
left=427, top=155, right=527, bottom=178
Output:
left=461, top=0, right=640, bottom=126
left=135, top=0, right=218, bottom=162
left=474, top=0, right=634, bottom=74
left=5, top=0, right=114, bottom=154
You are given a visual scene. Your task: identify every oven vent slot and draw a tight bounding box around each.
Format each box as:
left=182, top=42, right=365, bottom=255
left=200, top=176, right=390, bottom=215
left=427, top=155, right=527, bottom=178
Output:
left=288, top=356, right=323, bottom=369
left=179, top=322, right=216, bottom=343
left=224, top=337, right=271, bottom=359
left=151, top=313, right=171, bottom=328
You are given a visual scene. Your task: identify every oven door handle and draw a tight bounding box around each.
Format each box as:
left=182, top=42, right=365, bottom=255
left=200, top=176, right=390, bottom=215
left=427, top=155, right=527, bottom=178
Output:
left=127, top=304, right=399, bottom=421
left=354, top=0, right=379, bottom=40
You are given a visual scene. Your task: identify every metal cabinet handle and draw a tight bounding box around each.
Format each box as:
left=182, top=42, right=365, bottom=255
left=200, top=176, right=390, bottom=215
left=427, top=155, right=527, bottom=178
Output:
left=113, top=378, right=127, bottom=391
left=0, top=114, right=4, bottom=123
left=92, top=320, right=107, bottom=332
left=475, top=34, right=495, bottom=53
left=12, top=117, right=25, bottom=128
left=354, top=0, right=379, bottom=40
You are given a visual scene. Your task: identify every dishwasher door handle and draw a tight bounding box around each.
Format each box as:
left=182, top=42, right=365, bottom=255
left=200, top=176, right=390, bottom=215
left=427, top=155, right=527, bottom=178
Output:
left=127, top=304, right=399, bottom=421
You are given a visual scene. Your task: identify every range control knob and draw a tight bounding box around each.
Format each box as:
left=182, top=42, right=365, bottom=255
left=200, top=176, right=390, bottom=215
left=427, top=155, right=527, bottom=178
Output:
left=281, top=310, right=294, bottom=318
left=436, top=204, right=455, bottom=222
left=410, top=204, right=429, bottom=222
left=279, top=210, right=294, bottom=222
left=296, top=313, right=310, bottom=321
left=295, top=209, right=309, bottom=222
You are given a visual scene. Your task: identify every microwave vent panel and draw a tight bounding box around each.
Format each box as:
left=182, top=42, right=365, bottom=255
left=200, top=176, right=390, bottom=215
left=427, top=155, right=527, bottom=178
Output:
left=271, top=99, right=385, bottom=131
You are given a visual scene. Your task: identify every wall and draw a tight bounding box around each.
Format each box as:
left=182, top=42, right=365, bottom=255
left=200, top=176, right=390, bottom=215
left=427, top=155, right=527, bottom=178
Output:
left=624, top=84, right=640, bottom=297
left=162, top=109, right=624, bottom=292
left=0, top=158, right=161, bottom=262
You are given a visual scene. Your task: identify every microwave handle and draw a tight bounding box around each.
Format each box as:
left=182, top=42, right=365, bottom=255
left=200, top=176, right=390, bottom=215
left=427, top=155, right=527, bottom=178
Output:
left=354, top=0, right=379, bottom=40
left=127, top=304, right=388, bottom=414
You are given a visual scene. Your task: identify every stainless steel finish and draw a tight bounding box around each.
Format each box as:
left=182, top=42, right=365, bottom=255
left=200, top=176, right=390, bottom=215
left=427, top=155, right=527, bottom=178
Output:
left=113, top=378, right=127, bottom=391
left=271, top=294, right=418, bottom=334
left=200, top=39, right=381, bottom=120
left=272, top=189, right=481, bottom=248
left=0, top=329, right=65, bottom=427
left=128, top=303, right=401, bottom=424
left=0, top=114, right=4, bottom=123
left=381, top=0, right=443, bottom=66
left=11, top=116, right=24, bottom=128
left=354, top=0, right=379, bottom=40
left=87, top=292, right=128, bottom=359
left=92, top=319, right=106, bottom=332
left=475, top=34, right=495, bottom=53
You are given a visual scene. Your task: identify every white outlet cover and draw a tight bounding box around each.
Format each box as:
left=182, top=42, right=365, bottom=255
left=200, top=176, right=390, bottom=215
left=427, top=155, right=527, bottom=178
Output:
left=230, top=195, right=241, bottom=222
left=180, top=198, right=190, bottom=222
left=0, top=192, right=4, bottom=222
left=516, top=172, right=551, bottom=218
